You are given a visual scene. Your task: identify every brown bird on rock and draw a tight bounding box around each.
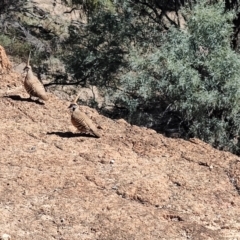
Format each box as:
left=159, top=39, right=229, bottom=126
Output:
left=23, top=51, right=48, bottom=101
left=68, top=92, right=100, bottom=138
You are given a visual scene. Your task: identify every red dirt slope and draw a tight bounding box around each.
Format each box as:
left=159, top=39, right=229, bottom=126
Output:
left=0, top=59, right=240, bottom=239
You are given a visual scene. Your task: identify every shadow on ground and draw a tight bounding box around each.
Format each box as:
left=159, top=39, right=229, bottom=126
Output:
left=4, top=95, right=44, bottom=105
left=47, top=131, right=97, bottom=138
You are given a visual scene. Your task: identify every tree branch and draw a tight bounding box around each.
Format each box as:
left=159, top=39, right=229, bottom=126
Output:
left=64, top=7, right=77, bottom=14
left=44, top=79, right=85, bottom=87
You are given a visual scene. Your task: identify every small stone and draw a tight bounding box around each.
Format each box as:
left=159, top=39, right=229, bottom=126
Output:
left=1, top=234, right=11, bottom=240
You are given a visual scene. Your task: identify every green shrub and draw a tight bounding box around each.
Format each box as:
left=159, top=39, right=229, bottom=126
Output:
left=0, top=33, right=31, bottom=62
left=115, top=1, right=240, bottom=153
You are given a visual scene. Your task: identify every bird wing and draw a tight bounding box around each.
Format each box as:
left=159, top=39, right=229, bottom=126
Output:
left=72, top=110, right=100, bottom=137
left=25, top=76, right=48, bottom=101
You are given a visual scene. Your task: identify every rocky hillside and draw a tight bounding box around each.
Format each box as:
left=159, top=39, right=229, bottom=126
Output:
left=1, top=50, right=240, bottom=239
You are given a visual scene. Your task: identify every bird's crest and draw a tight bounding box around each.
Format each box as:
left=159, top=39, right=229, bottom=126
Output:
left=68, top=92, right=81, bottom=109
left=27, top=51, right=31, bottom=66
left=72, top=92, right=81, bottom=104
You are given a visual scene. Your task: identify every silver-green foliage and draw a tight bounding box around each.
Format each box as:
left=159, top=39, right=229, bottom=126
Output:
left=117, top=1, right=240, bottom=153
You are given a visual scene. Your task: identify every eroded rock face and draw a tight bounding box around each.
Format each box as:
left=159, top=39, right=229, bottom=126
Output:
left=0, top=69, right=240, bottom=239
left=33, top=0, right=84, bottom=22
left=0, top=45, right=11, bottom=74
